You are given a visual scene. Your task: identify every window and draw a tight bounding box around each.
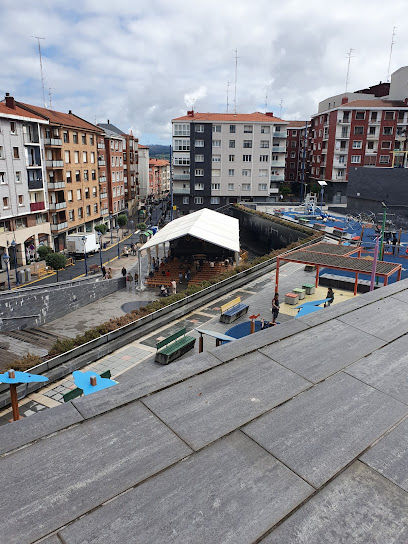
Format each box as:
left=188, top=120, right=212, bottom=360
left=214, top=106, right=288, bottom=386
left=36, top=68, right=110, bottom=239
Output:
left=92, top=186, right=97, bottom=197
left=78, top=207, right=83, bottom=218
left=89, top=135, right=94, bottom=145
left=92, top=169, right=96, bottom=180
left=351, top=155, right=361, bottom=163
left=75, top=170, right=80, bottom=182
left=242, top=155, right=252, bottom=162
left=90, top=152, right=95, bottom=163
left=229, top=125, right=236, bottom=133
left=195, top=183, right=204, bottom=190
left=228, top=169, right=235, bottom=176
left=18, top=195, right=24, bottom=206
left=289, top=173, right=295, bottom=180
left=195, top=154, right=204, bottom=162
left=3, top=197, right=9, bottom=208
left=66, top=171, right=71, bottom=183
left=67, top=190, right=73, bottom=202
left=290, top=151, right=296, bottom=158
left=194, top=197, right=203, bottom=204
left=355, top=112, right=365, bottom=120
left=112, top=187, right=116, bottom=197
left=94, top=203, right=98, bottom=213
left=290, top=162, right=295, bottom=168
left=195, top=140, right=204, bottom=147
left=174, top=139, right=190, bottom=151
left=173, top=156, right=190, bottom=165
left=243, top=140, right=252, bottom=148
left=74, top=151, right=79, bottom=164
left=244, top=125, right=253, bottom=133
left=10, top=122, right=16, bottom=134
left=354, top=126, right=364, bottom=135
left=211, top=183, right=220, bottom=190
left=195, top=125, right=204, bottom=133
left=213, top=125, right=221, bottom=133
left=242, top=183, right=250, bottom=190
left=77, top=189, right=82, bottom=200
left=82, top=134, right=86, bottom=144
left=73, top=132, right=78, bottom=144
left=383, top=127, right=393, bottom=135
left=261, top=126, right=270, bottom=134
left=84, top=170, right=89, bottom=181
left=86, top=205, right=91, bottom=216
left=370, top=112, right=378, bottom=122
left=369, top=126, right=376, bottom=135
left=182, top=197, right=189, bottom=205
left=111, top=141, right=114, bottom=150
left=174, top=124, right=190, bottom=136
left=211, top=197, right=220, bottom=204
left=242, top=169, right=251, bottom=176
left=318, top=142, right=321, bottom=149
left=229, top=154, right=235, bottom=161
left=337, top=169, right=344, bottom=178
left=69, top=210, right=75, bottom=221
left=367, top=141, right=374, bottom=150
left=212, top=155, right=221, bottom=162
left=381, top=141, right=391, bottom=149
left=229, top=140, right=235, bottom=148
left=211, top=170, right=220, bottom=177
left=0, top=146, right=3, bottom=159
left=195, top=168, right=204, bottom=176
left=291, top=141, right=296, bottom=148
left=319, top=130, right=322, bottom=137
left=258, top=169, right=268, bottom=177
left=258, top=183, right=267, bottom=191
left=352, top=141, right=362, bottom=149
left=379, top=155, right=390, bottom=164
left=292, top=130, right=297, bottom=136
left=385, top=111, right=395, bottom=120
left=13, top=147, right=19, bottom=159
left=260, top=155, right=269, bottom=162
left=260, top=140, right=269, bottom=148
left=212, top=140, right=221, bottom=147
left=228, top=183, right=234, bottom=190
left=62, top=131, right=69, bottom=143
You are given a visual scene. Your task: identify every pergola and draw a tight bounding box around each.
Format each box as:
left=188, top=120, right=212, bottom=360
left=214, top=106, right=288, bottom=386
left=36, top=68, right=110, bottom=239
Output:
left=275, top=242, right=402, bottom=295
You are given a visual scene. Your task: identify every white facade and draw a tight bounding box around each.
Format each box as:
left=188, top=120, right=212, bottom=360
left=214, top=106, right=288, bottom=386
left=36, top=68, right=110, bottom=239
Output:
left=137, top=145, right=150, bottom=202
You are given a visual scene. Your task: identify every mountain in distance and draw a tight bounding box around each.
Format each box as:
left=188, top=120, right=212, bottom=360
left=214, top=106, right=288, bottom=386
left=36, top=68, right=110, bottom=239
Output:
left=147, top=144, right=171, bottom=160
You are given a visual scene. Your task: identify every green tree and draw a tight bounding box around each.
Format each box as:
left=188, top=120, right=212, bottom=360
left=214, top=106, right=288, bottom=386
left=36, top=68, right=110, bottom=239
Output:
left=137, top=222, right=147, bottom=231
left=45, top=252, right=67, bottom=282
left=117, top=214, right=128, bottom=228
left=37, top=245, right=53, bottom=261
left=280, top=185, right=291, bottom=196
left=310, top=183, right=321, bottom=194
left=94, top=224, right=108, bottom=235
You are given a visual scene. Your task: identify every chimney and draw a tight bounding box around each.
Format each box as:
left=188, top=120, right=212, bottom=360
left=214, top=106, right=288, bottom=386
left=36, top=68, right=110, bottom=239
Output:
left=187, top=110, right=194, bottom=117
left=5, top=93, right=15, bottom=110
left=265, top=112, right=274, bottom=117
left=341, top=97, right=349, bottom=105
left=68, top=109, right=72, bottom=114
left=107, top=119, right=110, bottom=124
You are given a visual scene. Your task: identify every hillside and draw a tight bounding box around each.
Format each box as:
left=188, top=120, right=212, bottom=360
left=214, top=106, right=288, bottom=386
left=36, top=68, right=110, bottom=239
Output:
left=148, top=144, right=171, bottom=160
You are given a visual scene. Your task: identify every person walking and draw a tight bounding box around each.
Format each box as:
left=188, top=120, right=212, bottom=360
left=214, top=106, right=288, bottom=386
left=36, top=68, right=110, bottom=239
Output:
left=179, top=271, right=183, bottom=284
left=121, top=266, right=127, bottom=277
left=326, top=287, right=334, bottom=306
left=101, top=266, right=106, bottom=279
left=272, top=293, right=280, bottom=324
left=107, top=267, right=112, bottom=279
left=171, top=280, right=177, bottom=295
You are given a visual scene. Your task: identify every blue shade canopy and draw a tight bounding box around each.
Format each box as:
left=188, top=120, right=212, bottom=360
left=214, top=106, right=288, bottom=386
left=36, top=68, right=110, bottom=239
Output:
left=293, top=298, right=330, bottom=309
left=0, top=371, right=49, bottom=384
left=294, top=305, right=323, bottom=318
left=73, top=371, right=117, bottom=396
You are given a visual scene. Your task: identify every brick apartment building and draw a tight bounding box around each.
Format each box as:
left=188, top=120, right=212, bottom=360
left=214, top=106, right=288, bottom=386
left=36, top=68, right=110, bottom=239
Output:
left=308, top=66, right=408, bottom=203
left=0, top=95, right=50, bottom=268
left=171, top=111, right=288, bottom=214
left=285, top=120, right=309, bottom=191
left=17, top=101, right=103, bottom=250
left=149, top=158, right=170, bottom=199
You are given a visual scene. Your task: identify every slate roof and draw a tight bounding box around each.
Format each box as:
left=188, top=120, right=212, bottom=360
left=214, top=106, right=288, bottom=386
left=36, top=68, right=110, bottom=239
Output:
left=2, top=279, right=408, bottom=543
left=98, top=122, right=126, bottom=136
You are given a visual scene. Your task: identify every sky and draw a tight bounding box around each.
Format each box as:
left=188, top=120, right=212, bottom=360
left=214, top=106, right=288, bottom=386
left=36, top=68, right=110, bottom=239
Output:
left=1, top=0, right=407, bottom=145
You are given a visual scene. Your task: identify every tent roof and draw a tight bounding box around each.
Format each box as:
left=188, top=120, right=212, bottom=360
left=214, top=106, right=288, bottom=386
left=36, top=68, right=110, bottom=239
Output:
left=140, top=208, right=240, bottom=253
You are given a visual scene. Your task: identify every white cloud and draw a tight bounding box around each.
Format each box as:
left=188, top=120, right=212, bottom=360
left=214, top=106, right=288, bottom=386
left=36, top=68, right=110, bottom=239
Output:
left=1, top=0, right=407, bottom=143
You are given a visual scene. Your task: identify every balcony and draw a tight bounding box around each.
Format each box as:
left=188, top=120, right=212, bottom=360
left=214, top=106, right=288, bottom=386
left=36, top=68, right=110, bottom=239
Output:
left=48, top=181, right=66, bottom=190
left=97, top=143, right=105, bottom=149
left=99, top=176, right=106, bottom=183
left=28, top=178, right=43, bottom=190
left=100, top=192, right=108, bottom=199
left=321, top=148, right=328, bottom=154
left=101, top=208, right=109, bottom=216
left=49, top=201, right=67, bottom=210
left=367, top=133, right=378, bottom=140
left=333, top=161, right=347, bottom=168
left=272, top=146, right=286, bottom=152
left=98, top=160, right=106, bottom=166
left=269, top=188, right=279, bottom=194
left=270, top=174, right=285, bottom=182
left=337, top=118, right=350, bottom=124
left=173, top=173, right=190, bottom=181
left=46, top=160, right=64, bottom=168
left=51, top=221, right=68, bottom=231
left=271, top=160, right=285, bottom=168
left=369, top=119, right=381, bottom=124
left=395, top=133, right=406, bottom=140
left=44, top=138, right=62, bottom=146
left=30, top=201, right=45, bottom=212
left=273, top=131, right=287, bottom=138
left=23, top=133, right=40, bottom=145
left=173, top=187, right=190, bottom=194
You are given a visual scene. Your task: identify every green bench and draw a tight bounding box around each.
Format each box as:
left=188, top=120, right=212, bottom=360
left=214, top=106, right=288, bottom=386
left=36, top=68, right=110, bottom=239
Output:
left=155, top=328, right=196, bottom=365
left=63, top=370, right=112, bottom=402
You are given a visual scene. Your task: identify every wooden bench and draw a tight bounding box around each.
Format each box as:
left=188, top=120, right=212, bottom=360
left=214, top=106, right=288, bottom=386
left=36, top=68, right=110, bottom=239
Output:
left=90, top=264, right=99, bottom=274
left=63, top=370, right=112, bottom=402
left=219, top=296, right=249, bottom=324
left=155, top=328, right=196, bottom=365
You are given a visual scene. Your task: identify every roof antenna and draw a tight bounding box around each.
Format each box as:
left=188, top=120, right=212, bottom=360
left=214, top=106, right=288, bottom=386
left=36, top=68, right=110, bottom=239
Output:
left=345, top=48, right=355, bottom=93
left=31, top=36, right=46, bottom=107
left=265, top=90, right=268, bottom=113
left=48, top=87, right=53, bottom=109
left=233, top=48, right=239, bottom=113
left=387, top=26, right=397, bottom=83
left=279, top=99, right=283, bottom=118
left=226, top=80, right=230, bottom=113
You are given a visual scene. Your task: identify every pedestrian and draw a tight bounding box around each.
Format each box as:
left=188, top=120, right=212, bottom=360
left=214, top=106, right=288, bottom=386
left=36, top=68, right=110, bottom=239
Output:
left=107, top=267, right=112, bottom=279
left=392, top=234, right=397, bottom=255
left=121, top=266, right=127, bottom=277
left=171, top=280, right=177, bottom=295
left=179, top=271, right=183, bottom=284
left=101, top=266, right=106, bottom=279
left=272, top=293, right=280, bottom=324
left=127, top=272, right=133, bottom=291
left=326, top=287, right=334, bottom=306
left=187, top=268, right=191, bottom=281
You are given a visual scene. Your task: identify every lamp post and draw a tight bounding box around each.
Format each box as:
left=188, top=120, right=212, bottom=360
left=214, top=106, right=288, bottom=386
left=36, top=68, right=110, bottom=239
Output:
left=109, top=214, right=113, bottom=244
left=379, top=202, right=387, bottom=260
left=3, top=254, right=11, bottom=290
left=116, top=226, right=120, bottom=259
left=82, top=236, right=88, bottom=276
left=318, top=180, right=327, bottom=214
left=98, top=232, right=103, bottom=270
left=10, top=240, right=19, bottom=286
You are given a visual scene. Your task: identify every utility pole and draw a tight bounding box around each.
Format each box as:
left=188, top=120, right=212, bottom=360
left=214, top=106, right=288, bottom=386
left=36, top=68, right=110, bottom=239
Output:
left=387, top=26, right=397, bottom=82
left=344, top=48, right=355, bottom=94
left=264, top=90, right=268, bottom=114
left=233, top=48, right=239, bottom=114
left=48, top=87, right=53, bottom=109
left=226, top=80, right=230, bottom=113
left=32, top=36, right=46, bottom=107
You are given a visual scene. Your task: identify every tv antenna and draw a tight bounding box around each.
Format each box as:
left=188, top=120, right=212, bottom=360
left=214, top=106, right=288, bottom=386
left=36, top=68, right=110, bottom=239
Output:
left=387, top=26, right=397, bottom=82
left=233, top=48, right=240, bottom=113
left=226, top=80, right=230, bottom=113
left=279, top=99, right=283, bottom=118
left=264, top=90, right=268, bottom=113
left=48, top=87, right=53, bottom=109
left=31, top=36, right=46, bottom=107
left=344, top=48, right=355, bottom=93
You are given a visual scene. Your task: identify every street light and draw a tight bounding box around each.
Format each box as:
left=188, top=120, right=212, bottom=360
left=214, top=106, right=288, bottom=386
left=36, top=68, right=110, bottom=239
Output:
left=3, top=254, right=11, bottom=290
left=10, top=241, right=19, bottom=286
left=97, top=232, right=103, bottom=270
left=116, top=226, right=120, bottom=259
left=318, top=180, right=327, bottom=213
left=109, top=214, right=113, bottom=244
left=82, top=236, right=88, bottom=276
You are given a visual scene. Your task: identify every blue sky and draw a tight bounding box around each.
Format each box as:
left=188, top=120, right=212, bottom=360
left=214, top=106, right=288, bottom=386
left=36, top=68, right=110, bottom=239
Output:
left=1, top=0, right=407, bottom=144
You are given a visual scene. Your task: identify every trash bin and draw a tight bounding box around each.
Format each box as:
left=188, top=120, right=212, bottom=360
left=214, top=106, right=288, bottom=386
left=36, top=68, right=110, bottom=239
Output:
left=103, top=242, right=107, bottom=249
left=25, top=268, right=31, bottom=282
left=17, top=270, right=25, bottom=284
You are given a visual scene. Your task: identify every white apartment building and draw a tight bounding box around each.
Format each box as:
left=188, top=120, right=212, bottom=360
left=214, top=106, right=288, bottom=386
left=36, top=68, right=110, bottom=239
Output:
left=0, top=94, right=50, bottom=270
left=137, top=144, right=150, bottom=204
left=171, top=111, right=288, bottom=214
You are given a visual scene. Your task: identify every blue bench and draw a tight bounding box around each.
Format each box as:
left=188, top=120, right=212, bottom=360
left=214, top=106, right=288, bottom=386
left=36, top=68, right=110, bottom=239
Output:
left=220, top=296, right=249, bottom=324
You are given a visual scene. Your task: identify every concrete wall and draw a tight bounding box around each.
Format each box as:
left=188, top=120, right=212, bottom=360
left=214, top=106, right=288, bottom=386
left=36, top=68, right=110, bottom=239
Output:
left=0, top=275, right=125, bottom=332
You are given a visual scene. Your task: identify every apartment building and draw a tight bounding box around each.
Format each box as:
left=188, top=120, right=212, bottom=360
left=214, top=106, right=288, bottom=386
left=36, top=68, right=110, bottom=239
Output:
left=171, top=111, right=288, bottom=214
left=285, top=121, right=309, bottom=189
left=138, top=144, right=150, bottom=204
left=149, top=158, right=170, bottom=198
left=0, top=94, right=50, bottom=268
left=17, top=101, right=103, bottom=250
left=308, top=67, right=408, bottom=203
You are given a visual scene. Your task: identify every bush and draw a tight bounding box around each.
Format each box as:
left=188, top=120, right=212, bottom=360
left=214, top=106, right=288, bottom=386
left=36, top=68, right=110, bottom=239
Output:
left=94, top=224, right=108, bottom=235
left=9, top=353, right=43, bottom=372
left=137, top=222, right=147, bottom=231
left=45, top=252, right=67, bottom=270
left=37, top=245, right=53, bottom=260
